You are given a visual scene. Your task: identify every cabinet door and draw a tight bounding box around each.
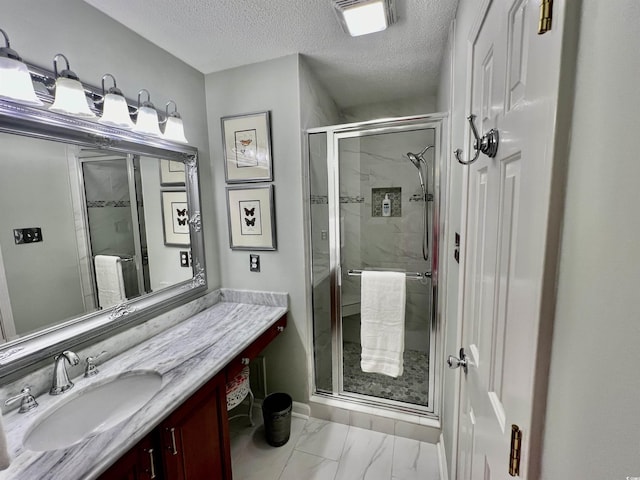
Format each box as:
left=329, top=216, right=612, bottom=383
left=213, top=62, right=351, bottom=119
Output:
left=161, top=374, right=232, bottom=480
left=99, top=434, right=160, bottom=480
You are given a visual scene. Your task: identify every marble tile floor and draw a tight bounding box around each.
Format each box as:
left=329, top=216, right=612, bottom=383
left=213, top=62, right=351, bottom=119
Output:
left=229, top=414, right=440, bottom=480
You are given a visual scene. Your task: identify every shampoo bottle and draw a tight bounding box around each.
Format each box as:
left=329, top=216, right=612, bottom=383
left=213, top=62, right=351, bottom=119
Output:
left=382, top=193, right=391, bottom=217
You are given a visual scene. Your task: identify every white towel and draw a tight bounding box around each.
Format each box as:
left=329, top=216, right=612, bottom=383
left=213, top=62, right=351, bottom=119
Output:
left=94, top=255, right=126, bottom=309
left=0, top=410, right=10, bottom=470
left=360, top=271, right=406, bottom=378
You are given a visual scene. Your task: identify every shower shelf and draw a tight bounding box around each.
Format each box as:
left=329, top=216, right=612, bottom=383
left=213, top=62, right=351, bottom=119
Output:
left=347, top=269, right=431, bottom=280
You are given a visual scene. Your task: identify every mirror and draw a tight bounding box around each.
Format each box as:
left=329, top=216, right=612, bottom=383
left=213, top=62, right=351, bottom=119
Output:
left=0, top=99, right=206, bottom=375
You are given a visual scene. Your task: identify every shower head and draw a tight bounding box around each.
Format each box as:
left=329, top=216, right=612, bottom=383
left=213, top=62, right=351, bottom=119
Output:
left=405, top=145, right=434, bottom=192
left=406, top=152, right=422, bottom=169
left=406, top=145, right=434, bottom=166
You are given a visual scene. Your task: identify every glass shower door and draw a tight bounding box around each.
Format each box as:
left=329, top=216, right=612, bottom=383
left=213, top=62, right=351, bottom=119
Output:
left=309, top=115, right=444, bottom=416
left=309, top=131, right=333, bottom=393
left=81, top=155, right=145, bottom=302
left=337, top=128, right=434, bottom=408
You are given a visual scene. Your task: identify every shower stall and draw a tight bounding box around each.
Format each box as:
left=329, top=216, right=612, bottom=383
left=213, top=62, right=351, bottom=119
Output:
left=307, top=114, right=445, bottom=417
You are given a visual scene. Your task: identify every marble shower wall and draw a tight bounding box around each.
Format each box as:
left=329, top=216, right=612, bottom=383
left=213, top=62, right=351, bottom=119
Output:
left=83, top=159, right=135, bottom=258
left=339, top=129, right=436, bottom=352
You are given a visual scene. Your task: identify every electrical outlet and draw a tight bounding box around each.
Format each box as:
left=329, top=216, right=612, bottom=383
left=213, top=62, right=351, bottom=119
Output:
left=13, top=227, right=43, bottom=244
left=180, top=251, right=190, bottom=267
left=250, top=254, right=260, bottom=272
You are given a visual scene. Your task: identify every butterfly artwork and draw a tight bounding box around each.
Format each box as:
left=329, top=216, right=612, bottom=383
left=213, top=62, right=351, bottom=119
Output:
left=163, top=191, right=190, bottom=246
left=171, top=202, right=189, bottom=234
left=239, top=200, right=261, bottom=235
left=227, top=184, right=275, bottom=250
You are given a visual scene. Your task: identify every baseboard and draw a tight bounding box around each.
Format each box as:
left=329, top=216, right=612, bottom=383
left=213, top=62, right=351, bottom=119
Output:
left=292, top=401, right=311, bottom=419
left=437, top=433, right=449, bottom=480
left=249, top=399, right=310, bottom=420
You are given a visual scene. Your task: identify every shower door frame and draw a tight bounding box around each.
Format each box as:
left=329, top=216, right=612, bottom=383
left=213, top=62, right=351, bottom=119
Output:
left=309, top=113, right=448, bottom=419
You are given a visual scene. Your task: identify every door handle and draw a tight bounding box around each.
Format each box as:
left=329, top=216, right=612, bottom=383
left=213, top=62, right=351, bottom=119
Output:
left=454, top=114, right=499, bottom=165
left=447, top=347, right=468, bottom=374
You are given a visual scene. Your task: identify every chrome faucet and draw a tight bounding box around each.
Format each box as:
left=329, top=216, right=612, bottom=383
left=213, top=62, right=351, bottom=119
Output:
left=50, top=350, right=80, bottom=395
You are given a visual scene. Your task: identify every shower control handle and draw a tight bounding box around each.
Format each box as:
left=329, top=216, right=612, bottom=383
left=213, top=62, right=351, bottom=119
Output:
left=447, top=348, right=468, bottom=374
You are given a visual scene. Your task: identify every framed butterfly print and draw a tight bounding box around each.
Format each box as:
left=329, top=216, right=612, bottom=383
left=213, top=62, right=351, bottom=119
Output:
left=159, top=159, right=185, bottom=186
left=221, top=111, right=273, bottom=183
left=226, top=185, right=276, bottom=250
left=161, top=190, right=191, bottom=246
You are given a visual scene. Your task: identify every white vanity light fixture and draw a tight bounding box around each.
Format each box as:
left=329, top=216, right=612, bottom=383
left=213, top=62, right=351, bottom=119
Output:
left=0, top=29, right=43, bottom=106
left=133, top=89, right=162, bottom=136
left=49, top=54, right=96, bottom=118
left=332, top=0, right=396, bottom=37
left=162, top=100, right=188, bottom=144
left=98, top=74, right=134, bottom=129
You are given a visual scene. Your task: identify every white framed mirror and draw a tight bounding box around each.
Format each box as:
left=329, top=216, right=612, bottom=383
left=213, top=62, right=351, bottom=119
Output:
left=0, top=99, right=207, bottom=376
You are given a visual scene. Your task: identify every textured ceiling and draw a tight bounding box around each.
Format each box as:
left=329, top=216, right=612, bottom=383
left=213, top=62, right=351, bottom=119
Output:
left=83, top=0, right=458, bottom=109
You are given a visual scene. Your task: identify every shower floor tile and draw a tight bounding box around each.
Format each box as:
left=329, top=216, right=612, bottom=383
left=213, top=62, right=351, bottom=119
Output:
left=343, top=341, right=429, bottom=406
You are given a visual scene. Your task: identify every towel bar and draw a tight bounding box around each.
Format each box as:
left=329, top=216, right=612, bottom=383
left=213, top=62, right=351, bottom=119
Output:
left=347, top=269, right=431, bottom=280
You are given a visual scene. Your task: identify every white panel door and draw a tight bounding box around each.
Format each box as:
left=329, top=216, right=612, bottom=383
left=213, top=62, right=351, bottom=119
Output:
left=456, top=0, right=566, bottom=478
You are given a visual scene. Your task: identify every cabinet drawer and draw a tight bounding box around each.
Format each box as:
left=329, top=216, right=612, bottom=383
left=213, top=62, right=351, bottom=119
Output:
left=226, top=314, right=287, bottom=379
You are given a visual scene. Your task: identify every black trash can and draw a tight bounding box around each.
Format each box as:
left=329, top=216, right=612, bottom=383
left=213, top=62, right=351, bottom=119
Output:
left=262, top=392, right=292, bottom=447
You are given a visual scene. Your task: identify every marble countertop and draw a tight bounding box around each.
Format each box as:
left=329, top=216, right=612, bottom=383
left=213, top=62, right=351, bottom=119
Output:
left=0, top=290, right=288, bottom=479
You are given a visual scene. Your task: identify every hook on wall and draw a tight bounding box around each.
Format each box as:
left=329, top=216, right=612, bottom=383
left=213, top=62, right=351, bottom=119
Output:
left=454, top=114, right=499, bottom=165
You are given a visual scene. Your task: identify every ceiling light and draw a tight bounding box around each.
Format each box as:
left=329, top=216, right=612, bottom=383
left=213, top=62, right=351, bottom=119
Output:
left=332, top=0, right=396, bottom=37
left=0, top=28, right=43, bottom=106
left=162, top=100, right=188, bottom=144
left=133, top=89, right=161, bottom=136
left=98, top=74, right=133, bottom=129
left=49, top=54, right=96, bottom=118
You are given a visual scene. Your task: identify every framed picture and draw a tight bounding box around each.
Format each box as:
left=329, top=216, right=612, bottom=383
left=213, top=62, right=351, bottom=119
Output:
left=226, top=185, right=276, bottom=250
left=221, top=111, right=273, bottom=183
left=160, top=159, right=185, bottom=186
left=161, top=191, right=190, bottom=246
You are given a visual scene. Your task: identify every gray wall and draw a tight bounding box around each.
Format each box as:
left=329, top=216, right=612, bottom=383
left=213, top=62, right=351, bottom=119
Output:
left=139, top=157, right=193, bottom=292
left=1, top=0, right=219, bottom=290
left=0, top=135, right=85, bottom=335
left=541, top=1, right=640, bottom=478
left=205, top=54, right=340, bottom=403
left=205, top=55, right=307, bottom=402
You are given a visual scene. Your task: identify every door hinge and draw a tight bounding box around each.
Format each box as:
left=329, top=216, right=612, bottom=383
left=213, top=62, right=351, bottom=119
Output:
left=538, top=0, right=553, bottom=35
left=509, top=424, right=522, bottom=476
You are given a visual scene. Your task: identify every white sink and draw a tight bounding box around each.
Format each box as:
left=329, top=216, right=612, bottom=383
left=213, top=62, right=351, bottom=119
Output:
left=23, top=371, right=162, bottom=451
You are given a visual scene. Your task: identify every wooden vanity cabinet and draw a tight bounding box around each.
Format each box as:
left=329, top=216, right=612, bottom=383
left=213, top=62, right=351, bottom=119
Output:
left=159, top=373, right=231, bottom=480
left=226, top=315, right=287, bottom=379
left=98, top=433, right=160, bottom=480
left=99, top=373, right=231, bottom=480
left=99, top=314, right=286, bottom=480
